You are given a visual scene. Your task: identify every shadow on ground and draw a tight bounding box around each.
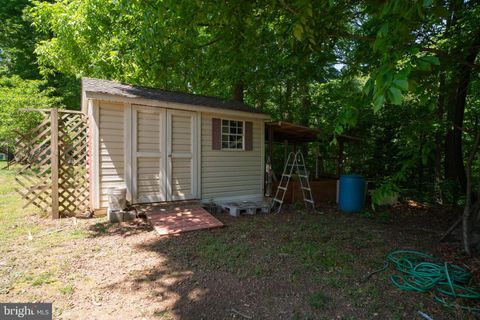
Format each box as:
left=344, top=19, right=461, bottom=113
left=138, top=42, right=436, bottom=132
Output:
left=87, top=217, right=154, bottom=238
left=85, top=204, right=476, bottom=320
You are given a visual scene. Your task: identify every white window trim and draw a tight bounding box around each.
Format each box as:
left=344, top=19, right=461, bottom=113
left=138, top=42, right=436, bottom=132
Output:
left=221, top=119, right=245, bottom=151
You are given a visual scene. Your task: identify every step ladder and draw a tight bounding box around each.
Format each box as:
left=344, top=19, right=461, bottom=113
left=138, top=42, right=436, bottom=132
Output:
left=270, top=151, right=315, bottom=213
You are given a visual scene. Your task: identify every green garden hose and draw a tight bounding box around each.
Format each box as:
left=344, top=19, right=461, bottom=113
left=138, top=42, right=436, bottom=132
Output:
left=368, top=250, right=480, bottom=312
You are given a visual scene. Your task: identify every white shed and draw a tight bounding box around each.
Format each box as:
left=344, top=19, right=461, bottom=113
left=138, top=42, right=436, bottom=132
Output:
left=81, top=78, right=269, bottom=210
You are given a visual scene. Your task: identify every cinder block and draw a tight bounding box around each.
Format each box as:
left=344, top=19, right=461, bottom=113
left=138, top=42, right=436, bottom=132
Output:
left=108, top=209, right=136, bottom=223
left=228, top=207, right=240, bottom=217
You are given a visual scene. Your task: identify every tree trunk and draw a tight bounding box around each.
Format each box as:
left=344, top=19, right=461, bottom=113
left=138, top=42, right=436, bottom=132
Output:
left=283, top=80, right=293, bottom=121
left=434, top=72, right=446, bottom=203
left=232, top=81, right=244, bottom=102
left=444, top=26, right=480, bottom=195
left=299, top=81, right=311, bottom=126
left=463, top=130, right=480, bottom=254
left=444, top=67, right=469, bottom=194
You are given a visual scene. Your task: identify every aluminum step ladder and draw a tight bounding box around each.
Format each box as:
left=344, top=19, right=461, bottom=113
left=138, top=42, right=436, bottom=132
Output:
left=271, top=151, right=315, bottom=213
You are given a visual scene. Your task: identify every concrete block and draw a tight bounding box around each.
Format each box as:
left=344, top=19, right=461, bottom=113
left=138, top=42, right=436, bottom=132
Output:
left=108, top=209, right=136, bottom=223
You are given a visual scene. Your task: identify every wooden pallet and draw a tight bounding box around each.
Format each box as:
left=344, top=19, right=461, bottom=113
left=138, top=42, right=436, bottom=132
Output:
left=216, top=200, right=271, bottom=217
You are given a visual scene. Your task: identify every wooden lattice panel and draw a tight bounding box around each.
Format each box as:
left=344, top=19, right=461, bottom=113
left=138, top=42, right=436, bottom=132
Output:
left=13, top=111, right=53, bottom=214
left=12, top=109, right=90, bottom=218
left=58, top=112, right=89, bottom=216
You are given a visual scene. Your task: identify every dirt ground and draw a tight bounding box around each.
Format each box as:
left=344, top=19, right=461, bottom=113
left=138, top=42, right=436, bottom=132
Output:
left=1, top=196, right=480, bottom=319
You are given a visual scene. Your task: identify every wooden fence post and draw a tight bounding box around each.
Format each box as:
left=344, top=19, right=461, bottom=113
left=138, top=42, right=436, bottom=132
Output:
left=51, top=108, right=59, bottom=219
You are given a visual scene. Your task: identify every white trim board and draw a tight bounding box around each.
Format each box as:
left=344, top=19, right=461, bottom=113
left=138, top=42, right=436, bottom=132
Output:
left=124, top=102, right=132, bottom=202
left=196, top=111, right=202, bottom=199
left=260, top=120, right=265, bottom=195
left=90, top=99, right=100, bottom=209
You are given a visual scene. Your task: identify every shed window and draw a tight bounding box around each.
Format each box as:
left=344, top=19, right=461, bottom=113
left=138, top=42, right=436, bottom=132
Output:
left=221, top=120, right=244, bottom=150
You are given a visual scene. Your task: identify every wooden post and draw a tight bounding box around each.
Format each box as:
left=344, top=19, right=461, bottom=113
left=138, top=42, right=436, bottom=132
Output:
left=266, top=126, right=274, bottom=196
left=268, top=126, right=273, bottom=165
left=336, top=139, right=344, bottom=177
left=50, top=108, right=59, bottom=219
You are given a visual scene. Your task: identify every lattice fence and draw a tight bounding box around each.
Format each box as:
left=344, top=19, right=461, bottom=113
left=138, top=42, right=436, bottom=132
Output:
left=12, top=108, right=90, bottom=218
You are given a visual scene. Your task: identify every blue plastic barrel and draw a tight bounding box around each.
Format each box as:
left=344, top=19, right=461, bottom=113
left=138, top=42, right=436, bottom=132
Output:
left=338, top=174, right=365, bottom=212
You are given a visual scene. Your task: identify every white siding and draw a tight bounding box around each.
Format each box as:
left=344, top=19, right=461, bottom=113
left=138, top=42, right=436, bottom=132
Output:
left=93, top=98, right=264, bottom=207
left=99, top=101, right=125, bottom=207
left=201, top=113, right=264, bottom=200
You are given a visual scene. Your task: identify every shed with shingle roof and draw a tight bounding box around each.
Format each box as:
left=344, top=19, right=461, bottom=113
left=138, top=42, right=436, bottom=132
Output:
left=82, top=77, right=269, bottom=209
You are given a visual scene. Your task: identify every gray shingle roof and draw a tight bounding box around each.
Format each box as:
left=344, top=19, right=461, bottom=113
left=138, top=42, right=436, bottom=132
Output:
left=82, top=77, right=267, bottom=114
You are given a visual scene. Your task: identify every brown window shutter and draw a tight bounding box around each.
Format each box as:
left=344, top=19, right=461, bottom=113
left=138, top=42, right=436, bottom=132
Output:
left=245, top=121, right=253, bottom=151
left=212, top=118, right=221, bottom=150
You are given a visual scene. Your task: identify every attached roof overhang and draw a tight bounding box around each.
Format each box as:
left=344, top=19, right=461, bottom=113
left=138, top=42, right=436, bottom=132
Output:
left=265, top=121, right=361, bottom=144
left=266, top=121, right=320, bottom=143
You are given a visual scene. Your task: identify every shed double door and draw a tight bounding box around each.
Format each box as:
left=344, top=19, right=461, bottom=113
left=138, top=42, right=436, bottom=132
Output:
left=132, top=106, right=197, bottom=203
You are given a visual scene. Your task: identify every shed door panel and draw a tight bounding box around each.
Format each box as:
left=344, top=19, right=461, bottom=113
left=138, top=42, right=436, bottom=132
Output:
left=133, top=106, right=166, bottom=203
left=167, top=110, right=196, bottom=200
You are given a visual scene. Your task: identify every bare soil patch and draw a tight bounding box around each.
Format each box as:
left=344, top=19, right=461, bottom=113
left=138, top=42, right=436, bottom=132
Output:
left=1, top=201, right=479, bottom=319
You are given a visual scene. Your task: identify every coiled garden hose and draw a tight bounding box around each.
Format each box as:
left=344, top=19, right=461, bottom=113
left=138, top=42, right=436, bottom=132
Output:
left=366, top=250, right=480, bottom=312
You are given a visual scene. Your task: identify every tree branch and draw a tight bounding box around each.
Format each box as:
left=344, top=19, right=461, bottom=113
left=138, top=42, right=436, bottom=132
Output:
left=196, top=36, right=224, bottom=48
left=279, top=0, right=299, bottom=15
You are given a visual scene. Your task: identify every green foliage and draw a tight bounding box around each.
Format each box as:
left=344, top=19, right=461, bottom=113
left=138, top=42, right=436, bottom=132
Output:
left=0, top=75, right=61, bottom=145
left=371, top=180, right=400, bottom=209
left=27, top=0, right=341, bottom=115
left=0, top=0, right=39, bottom=78
left=1, top=0, right=477, bottom=204
left=0, top=0, right=80, bottom=111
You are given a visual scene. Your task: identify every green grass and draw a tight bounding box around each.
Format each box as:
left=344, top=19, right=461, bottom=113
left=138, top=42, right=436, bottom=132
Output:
left=60, top=284, right=75, bottom=295
left=0, top=166, right=88, bottom=310
left=0, top=167, right=41, bottom=246
left=195, top=233, right=251, bottom=272
left=307, top=291, right=332, bottom=310
left=29, top=272, right=56, bottom=286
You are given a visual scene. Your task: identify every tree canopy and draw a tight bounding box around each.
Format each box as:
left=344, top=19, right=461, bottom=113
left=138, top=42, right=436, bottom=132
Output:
left=2, top=1, right=480, bottom=242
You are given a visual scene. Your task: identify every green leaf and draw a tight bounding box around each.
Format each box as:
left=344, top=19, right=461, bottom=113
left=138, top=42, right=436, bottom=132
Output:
left=408, top=47, right=420, bottom=55
left=373, top=94, right=385, bottom=112
left=331, top=136, right=337, bottom=145
left=397, top=65, right=411, bottom=78
left=420, top=55, right=440, bottom=65
left=293, top=23, right=303, bottom=41
left=392, top=79, right=408, bottom=91
left=363, top=78, right=374, bottom=95
left=408, top=79, right=417, bottom=91
left=423, top=0, right=433, bottom=8
left=305, top=6, right=313, bottom=17
left=377, top=24, right=388, bottom=37
left=388, top=87, right=402, bottom=105
left=416, top=59, right=431, bottom=71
